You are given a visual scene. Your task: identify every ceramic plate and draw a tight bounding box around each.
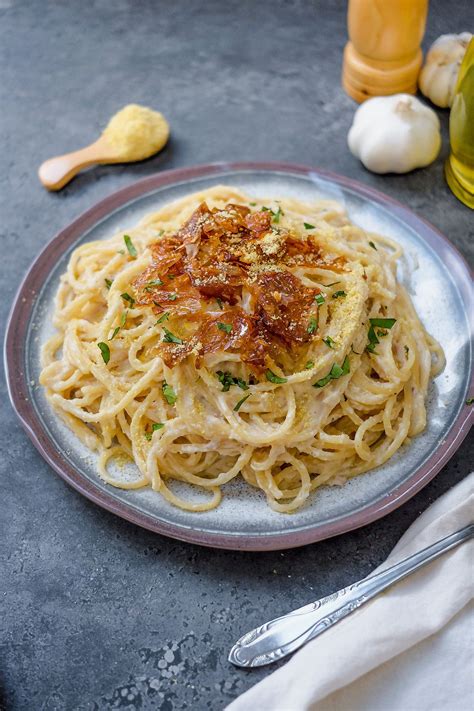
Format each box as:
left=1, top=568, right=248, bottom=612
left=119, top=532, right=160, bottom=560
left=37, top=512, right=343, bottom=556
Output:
left=5, top=163, right=473, bottom=550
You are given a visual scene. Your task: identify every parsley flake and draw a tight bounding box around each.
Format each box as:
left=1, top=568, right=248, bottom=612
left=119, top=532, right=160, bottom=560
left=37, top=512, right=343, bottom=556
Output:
left=313, top=356, right=350, bottom=388
left=156, top=312, right=170, bottom=325
left=144, top=278, right=164, bottom=291
left=323, top=336, right=337, bottom=349
left=162, top=328, right=183, bottom=344
left=120, top=292, right=135, bottom=307
left=273, top=206, right=283, bottom=223
left=369, top=318, right=397, bottom=329
left=369, top=241, right=377, bottom=250
left=216, top=371, right=248, bottom=392
left=124, top=234, right=137, bottom=258
left=216, top=298, right=224, bottom=310
left=314, top=293, right=325, bottom=306
left=266, top=370, right=288, bottom=384
left=332, top=290, right=347, bottom=299
left=466, top=398, right=474, bottom=406
left=305, top=360, right=315, bottom=369
left=162, top=381, right=177, bottom=405
left=167, top=293, right=178, bottom=301
left=104, top=278, right=113, bottom=290
left=145, top=422, right=165, bottom=439
left=304, top=222, right=315, bottom=230
left=234, top=394, right=251, bottom=412
left=217, top=322, right=232, bottom=334
left=366, top=318, right=396, bottom=354
left=97, top=342, right=110, bottom=364
left=110, top=326, right=120, bottom=340
left=307, top=316, right=318, bottom=335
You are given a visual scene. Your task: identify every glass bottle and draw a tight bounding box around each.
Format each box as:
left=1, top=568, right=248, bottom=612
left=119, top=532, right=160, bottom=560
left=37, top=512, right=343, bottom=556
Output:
left=445, top=37, right=474, bottom=208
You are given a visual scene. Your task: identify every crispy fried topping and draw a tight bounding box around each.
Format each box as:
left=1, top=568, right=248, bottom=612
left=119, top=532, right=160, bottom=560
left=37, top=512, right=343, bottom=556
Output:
left=133, top=202, right=345, bottom=369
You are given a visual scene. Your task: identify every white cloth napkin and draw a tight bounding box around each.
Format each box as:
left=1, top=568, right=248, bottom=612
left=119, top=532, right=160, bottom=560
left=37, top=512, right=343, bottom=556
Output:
left=227, top=473, right=474, bottom=711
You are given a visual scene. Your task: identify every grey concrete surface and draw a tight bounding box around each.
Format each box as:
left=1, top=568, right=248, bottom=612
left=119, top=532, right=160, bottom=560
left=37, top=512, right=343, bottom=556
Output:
left=1, top=1, right=473, bottom=709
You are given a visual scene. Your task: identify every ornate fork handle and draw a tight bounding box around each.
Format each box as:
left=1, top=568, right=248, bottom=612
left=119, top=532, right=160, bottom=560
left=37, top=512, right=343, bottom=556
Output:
left=229, top=524, right=473, bottom=668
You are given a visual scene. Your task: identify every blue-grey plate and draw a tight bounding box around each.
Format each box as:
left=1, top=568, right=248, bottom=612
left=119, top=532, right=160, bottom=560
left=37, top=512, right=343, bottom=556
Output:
left=4, top=163, right=473, bottom=550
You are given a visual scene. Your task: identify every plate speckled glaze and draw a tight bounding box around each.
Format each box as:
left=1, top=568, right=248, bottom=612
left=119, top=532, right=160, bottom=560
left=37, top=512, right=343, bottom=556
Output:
left=5, top=163, right=473, bottom=550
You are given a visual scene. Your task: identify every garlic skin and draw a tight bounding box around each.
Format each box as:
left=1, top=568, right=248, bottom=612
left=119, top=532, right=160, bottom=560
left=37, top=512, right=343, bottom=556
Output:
left=348, top=94, right=441, bottom=174
left=419, top=33, right=472, bottom=108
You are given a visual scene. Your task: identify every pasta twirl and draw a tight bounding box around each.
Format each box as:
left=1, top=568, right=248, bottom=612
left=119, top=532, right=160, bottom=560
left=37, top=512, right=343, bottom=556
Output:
left=40, top=186, right=444, bottom=512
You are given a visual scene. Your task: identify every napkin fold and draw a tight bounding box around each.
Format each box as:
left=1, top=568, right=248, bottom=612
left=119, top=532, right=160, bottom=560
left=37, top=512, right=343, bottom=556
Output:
left=228, top=473, right=474, bottom=711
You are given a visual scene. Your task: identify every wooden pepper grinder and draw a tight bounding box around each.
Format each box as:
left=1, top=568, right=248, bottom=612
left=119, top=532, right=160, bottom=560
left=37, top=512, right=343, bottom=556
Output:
left=342, top=0, right=429, bottom=103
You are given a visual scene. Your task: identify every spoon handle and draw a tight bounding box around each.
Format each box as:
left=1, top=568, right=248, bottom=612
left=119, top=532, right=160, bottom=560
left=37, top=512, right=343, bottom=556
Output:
left=228, top=523, right=473, bottom=668
left=38, top=137, right=117, bottom=191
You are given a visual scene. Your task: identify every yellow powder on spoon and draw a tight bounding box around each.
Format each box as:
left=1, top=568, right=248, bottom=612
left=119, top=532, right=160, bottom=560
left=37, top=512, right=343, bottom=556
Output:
left=102, top=104, right=170, bottom=161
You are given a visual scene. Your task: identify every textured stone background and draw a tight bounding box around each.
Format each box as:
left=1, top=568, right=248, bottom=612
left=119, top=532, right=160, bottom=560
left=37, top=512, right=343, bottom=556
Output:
left=1, top=1, right=473, bottom=709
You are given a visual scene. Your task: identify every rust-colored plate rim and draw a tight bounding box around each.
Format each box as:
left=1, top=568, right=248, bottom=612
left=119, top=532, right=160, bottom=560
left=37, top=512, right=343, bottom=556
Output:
left=4, top=162, right=473, bottom=550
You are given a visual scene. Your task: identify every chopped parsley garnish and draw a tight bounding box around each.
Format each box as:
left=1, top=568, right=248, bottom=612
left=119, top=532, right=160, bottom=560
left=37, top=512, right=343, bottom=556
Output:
left=156, top=311, right=170, bottom=324
left=266, top=370, right=288, bottom=384
left=216, top=298, right=223, bottom=310
left=235, top=378, right=249, bottom=390
left=144, top=278, right=163, bottom=291
left=217, top=322, right=232, bottom=334
left=366, top=318, right=397, bottom=354
left=369, top=318, right=397, bottom=329
left=104, top=278, right=113, bottom=289
left=305, top=360, right=314, bottom=369
left=313, top=356, right=350, bottom=388
left=466, top=398, right=474, bottom=405
left=262, top=205, right=283, bottom=222
left=121, top=292, right=135, bottom=306
left=110, top=313, right=127, bottom=340
left=404, top=345, right=409, bottom=357
left=304, top=222, right=315, bottom=230
left=145, top=422, right=165, bottom=440
left=314, top=293, right=325, bottom=306
left=369, top=241, right=377, bottom=250
left=307, top=316, right=318, bottom=335
left=323, top=336, right=337, bottom=349
left=216, top=371, right=248, bottom=392
left=97, top=342, right=110, bottom=364
left=168, top=293, right=178, bottom=301
left=366, top=325, right=379, bottom=353
left=162, top=381, right=177, bottom=405
left=273, top=206, right=283, bottom=223
left=123, top=234, right=137, bottom=258
left=332, top=290, right=347, bottom=299
left=249, top=202, right=257, bottom=206
left=234, top=394, right=251, bottom=412
left=216, top=371, right=234, bottom=392
left=162, top=327, right=183, bottom=344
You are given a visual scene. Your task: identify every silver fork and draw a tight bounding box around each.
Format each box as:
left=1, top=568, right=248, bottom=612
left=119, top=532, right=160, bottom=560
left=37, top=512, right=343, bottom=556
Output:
left=229, top=524, right=473, bottom=668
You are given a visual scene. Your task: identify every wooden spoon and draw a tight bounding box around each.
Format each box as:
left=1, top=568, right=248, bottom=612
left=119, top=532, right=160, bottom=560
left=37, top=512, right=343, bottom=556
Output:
left=38, top=136, right=123, bottom=191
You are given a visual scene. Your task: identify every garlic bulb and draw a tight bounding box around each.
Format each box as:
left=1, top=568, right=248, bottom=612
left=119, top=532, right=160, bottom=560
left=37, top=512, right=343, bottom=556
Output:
left=348, top=94, right=441, bottom=174
left=419, top=33, right=472, bottom=108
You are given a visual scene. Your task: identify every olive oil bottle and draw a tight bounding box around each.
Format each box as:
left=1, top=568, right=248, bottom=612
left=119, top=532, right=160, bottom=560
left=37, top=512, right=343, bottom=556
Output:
left=445, top=37, right=474, bottom=208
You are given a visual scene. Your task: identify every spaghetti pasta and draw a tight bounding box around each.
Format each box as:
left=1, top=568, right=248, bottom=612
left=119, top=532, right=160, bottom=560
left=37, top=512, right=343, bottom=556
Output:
left=39, top=186, right=444, bottom=512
